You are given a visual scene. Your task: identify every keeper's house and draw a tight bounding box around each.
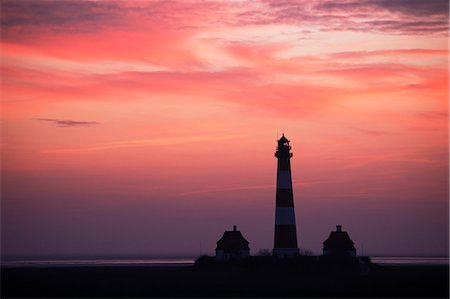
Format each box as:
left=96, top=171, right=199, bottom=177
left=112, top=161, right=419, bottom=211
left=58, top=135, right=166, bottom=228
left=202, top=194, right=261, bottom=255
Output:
left=216, top=226, right=250, bottom=262
left=323, top=225, right=357, bottom=258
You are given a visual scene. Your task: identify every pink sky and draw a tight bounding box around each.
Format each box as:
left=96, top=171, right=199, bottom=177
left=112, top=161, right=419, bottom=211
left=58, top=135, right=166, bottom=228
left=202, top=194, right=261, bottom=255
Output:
left=1, top=0, right=448, bottom=257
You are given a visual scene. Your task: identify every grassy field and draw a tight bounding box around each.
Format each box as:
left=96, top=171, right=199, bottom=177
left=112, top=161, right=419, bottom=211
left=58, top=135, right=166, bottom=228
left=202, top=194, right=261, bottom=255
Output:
left=2, top=263, right=448, bottom=298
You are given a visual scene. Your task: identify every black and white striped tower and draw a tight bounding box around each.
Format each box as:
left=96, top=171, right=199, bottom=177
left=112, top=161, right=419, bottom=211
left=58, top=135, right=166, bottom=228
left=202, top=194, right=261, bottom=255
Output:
left=273, top=134, right=299, bottom=258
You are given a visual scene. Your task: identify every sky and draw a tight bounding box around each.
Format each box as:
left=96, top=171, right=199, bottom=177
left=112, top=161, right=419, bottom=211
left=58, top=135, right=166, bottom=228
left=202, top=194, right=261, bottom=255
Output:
left=1, top=0, right=448, bottom=257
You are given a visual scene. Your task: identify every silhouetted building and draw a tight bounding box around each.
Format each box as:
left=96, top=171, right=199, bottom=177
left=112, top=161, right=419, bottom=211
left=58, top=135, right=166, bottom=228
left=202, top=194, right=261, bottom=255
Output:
left=216, top=226, right=250, bottom=262
left=323, top=225, right=356, bottom=258
left=273, top=134, right=299, bottom=258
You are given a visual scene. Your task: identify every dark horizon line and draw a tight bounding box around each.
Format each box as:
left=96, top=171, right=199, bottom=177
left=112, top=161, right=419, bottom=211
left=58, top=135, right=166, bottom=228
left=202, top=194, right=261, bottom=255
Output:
left=1, top=253, right=448, bottom=260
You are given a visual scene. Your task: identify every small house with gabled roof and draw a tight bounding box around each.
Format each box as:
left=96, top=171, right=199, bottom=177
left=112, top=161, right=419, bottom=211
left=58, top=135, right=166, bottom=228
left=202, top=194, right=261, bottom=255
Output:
left=216, top=226, right=250, bottom=262
left=323, top=225, right=356, bottom=258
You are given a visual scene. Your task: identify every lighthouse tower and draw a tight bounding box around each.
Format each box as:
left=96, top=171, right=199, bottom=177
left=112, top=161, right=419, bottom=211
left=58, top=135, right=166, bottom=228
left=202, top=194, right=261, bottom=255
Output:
left=273, top=134, right=299, bottom=258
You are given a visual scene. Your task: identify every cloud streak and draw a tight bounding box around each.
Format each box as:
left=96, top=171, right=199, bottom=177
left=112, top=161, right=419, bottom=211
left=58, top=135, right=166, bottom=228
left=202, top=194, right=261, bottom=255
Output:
left=40, top=134, right=243, bottom=153
left=317, top=0, right=448, bottom=18
left=265, top=0, right=449, bottom=35
left=1, top=0, right=448, bottom=41
left=35, top=118, right=99, bottom=127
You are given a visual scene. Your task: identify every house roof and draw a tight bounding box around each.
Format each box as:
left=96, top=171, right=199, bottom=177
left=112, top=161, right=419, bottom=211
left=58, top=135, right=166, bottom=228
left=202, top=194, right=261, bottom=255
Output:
left=216, top=227, right=249, bottom=251
left=323, top=230, right=356, bottom=251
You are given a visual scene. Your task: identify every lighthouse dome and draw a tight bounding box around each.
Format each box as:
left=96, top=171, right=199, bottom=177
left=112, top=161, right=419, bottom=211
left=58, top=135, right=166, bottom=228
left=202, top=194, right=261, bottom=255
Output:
left=277, top=134, right=290, bottom=143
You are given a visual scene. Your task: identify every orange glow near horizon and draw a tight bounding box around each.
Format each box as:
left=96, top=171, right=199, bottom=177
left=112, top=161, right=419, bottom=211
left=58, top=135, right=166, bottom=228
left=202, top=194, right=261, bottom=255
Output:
left=1, top=0, right=448, bottom=257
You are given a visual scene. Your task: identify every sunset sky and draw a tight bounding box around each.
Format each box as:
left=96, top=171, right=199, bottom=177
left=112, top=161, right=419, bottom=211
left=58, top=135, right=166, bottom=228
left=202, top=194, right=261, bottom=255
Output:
left=1, top=0, right=448, bottom=257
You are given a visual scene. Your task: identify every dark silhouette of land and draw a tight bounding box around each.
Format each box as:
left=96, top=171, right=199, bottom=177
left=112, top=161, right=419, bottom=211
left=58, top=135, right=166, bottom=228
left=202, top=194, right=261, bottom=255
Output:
left=2, top=257, right=448, bottom=298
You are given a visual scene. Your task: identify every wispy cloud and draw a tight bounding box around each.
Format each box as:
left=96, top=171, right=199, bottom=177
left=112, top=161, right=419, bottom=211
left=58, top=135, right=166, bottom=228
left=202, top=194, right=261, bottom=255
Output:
left=35, top=118, right=100, bottom=127
left=41, top=134, right=243, bottom=153
left=317, top=0, right=448, bottom=18
left=336, top=153, right=446, bottom=169
left=2, top=0, right=447, bottom=41
left=178, top=179, right=334, bottom=196
left=1, top=0, right=124, bottom=36
left=329, top=49, right=448, bottom=59
left=179, top=183, right=275, bottom=196
left=263, top=0, right=448, bottom=35
left=354, top=127, right=392, bottom=136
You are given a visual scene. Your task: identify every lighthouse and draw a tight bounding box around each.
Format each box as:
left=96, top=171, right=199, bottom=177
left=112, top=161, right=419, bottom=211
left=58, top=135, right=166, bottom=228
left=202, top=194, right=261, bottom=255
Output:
left=273, top=134, right=299, bottom=258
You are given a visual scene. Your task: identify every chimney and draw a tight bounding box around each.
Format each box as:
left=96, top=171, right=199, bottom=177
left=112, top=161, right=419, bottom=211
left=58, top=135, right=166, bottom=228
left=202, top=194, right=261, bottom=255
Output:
left=233, top=225, right=237, bottom=231
left=336, top=225, right=342, bottom=232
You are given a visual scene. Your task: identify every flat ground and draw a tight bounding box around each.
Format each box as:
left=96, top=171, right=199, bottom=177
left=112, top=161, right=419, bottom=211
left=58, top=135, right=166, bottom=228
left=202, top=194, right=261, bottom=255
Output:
left=2, top=264, right=448, bottom=298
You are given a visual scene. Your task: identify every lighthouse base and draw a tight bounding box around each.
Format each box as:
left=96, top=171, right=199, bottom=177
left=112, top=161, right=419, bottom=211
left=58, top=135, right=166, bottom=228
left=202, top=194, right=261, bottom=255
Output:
left=273, top=248, right=299, bottom=258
